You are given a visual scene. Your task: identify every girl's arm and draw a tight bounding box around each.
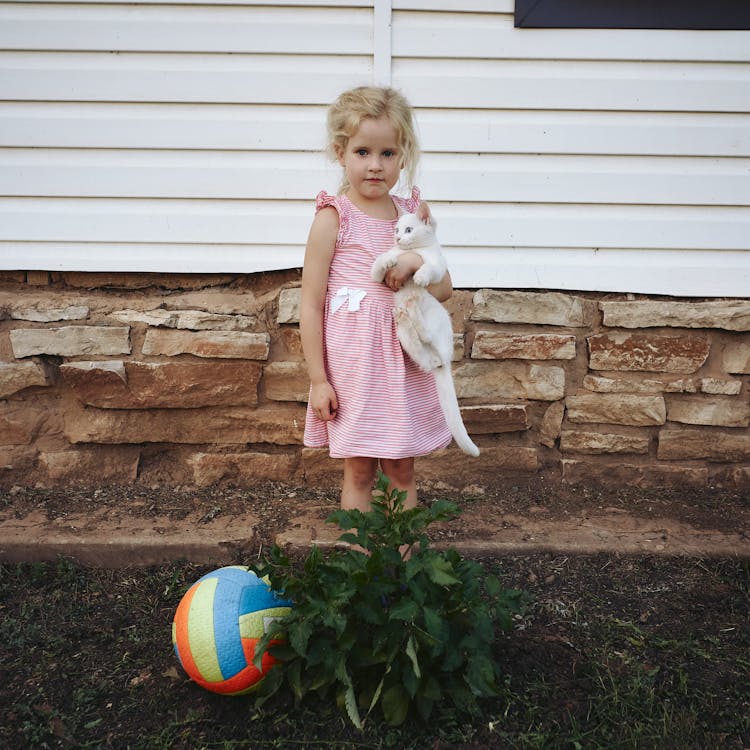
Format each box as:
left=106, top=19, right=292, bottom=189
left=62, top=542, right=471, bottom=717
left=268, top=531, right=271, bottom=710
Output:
left=383, top=255, right=453, bottom=302
left=300, top=207, right=339, bottom=421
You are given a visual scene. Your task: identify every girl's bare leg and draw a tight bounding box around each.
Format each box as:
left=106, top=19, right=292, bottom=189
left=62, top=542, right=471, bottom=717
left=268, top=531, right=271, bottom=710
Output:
left=380, top=457, right=417, bottom=558
left=341, top=456, right=379, bottom=511
left=379, top=457, right=417, bottom=509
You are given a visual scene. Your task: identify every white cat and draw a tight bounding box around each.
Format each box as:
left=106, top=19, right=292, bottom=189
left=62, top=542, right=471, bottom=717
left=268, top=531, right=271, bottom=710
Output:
left=371, top=204, right=480, bottom=457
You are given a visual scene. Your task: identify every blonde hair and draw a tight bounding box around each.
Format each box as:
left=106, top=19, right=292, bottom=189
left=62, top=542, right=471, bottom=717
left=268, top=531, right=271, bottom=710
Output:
left=326, top=86, right=419, bottom=194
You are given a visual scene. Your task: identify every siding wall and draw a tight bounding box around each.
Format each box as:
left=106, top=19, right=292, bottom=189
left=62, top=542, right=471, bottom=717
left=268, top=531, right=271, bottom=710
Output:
left=1, top=0, right=750, bottom=294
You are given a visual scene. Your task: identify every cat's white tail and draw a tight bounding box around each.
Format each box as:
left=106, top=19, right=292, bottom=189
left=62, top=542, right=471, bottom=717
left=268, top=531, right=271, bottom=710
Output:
left=432, top=366, right=480, bottom=457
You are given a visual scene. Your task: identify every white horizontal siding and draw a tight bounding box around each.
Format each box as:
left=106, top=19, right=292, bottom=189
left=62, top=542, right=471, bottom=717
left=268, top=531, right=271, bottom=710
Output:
left=397, top=59, right=750, bottom=113
left=1, top=0, right=749, bottom=297
left=417, top=110, right=750, bottom=157
left=0, top=4, right=372, bottom=54
left=4, top=200, right=747, bottom=251
left=0, top=103, right=329, bottom=151
left=393, top=11, right=750, bottom=61
left=5, top=149, right=749, bottom=207
left=3, top=103, right=747, bottom=158
left=0, top=52, right=371, bottom=104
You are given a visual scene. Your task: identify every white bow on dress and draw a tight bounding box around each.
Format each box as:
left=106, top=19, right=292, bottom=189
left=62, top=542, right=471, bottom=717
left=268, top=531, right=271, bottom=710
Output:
left=330, top=287, right=367, bottom=313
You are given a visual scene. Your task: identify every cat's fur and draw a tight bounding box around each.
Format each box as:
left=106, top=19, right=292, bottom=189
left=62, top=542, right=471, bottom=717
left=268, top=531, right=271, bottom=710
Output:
left=371, top=204, right=480, bottom=457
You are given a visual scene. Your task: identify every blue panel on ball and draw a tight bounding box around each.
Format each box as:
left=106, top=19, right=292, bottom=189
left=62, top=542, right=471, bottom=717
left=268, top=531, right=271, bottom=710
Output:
left=198, top=566, right=254, bottom=587
left=212, top=580, right=248, bottom=678
left=238, top=582, right=287, bottom=614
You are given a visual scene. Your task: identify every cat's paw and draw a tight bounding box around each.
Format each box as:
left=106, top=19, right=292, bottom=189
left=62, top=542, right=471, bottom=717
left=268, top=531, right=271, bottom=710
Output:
left=412, top=266, right=432, bottom=287
left=370, top=260, right=386, bottom=282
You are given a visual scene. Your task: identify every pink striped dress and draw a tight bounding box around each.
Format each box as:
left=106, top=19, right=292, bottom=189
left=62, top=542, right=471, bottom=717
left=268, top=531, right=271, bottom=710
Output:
left=303, top=188, right=452, bottom=459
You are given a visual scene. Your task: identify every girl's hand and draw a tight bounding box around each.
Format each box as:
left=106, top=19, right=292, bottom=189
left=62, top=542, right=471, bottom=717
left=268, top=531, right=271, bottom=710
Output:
left=383, top=252, right=453, bottom=301
left=383, top=252, right=422, bottom=291
left=309, top=380, right=338, bottom=421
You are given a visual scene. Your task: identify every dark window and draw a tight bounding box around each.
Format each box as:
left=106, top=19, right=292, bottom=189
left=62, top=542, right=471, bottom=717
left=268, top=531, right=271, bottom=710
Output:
left=515, top=0, right=750, bottom=30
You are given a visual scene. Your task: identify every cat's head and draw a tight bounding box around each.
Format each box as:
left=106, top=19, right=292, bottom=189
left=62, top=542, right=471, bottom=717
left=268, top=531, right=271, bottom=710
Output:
left=394, top=203, right=436, bottom=250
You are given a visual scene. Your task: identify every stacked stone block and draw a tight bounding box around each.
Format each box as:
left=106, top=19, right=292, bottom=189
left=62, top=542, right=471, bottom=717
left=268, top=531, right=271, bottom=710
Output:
left=1, top=271, right=748, bottom=490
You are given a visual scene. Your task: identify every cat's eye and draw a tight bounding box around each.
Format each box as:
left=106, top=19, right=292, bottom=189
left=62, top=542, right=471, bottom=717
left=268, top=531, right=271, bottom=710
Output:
left=404, top=227, right=412, bottom=233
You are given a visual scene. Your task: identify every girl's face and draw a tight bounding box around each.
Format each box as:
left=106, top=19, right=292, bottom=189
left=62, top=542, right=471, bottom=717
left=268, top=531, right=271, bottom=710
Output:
left=335, top=116, right=402, bottom=205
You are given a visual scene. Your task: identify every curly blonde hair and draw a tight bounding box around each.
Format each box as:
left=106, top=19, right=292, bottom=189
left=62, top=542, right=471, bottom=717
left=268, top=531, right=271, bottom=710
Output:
left=326, top=86, right=419, bottom=194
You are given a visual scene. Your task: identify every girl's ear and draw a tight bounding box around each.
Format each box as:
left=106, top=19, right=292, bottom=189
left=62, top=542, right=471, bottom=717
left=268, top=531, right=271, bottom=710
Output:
left=333, top=142, right=346, bottom=166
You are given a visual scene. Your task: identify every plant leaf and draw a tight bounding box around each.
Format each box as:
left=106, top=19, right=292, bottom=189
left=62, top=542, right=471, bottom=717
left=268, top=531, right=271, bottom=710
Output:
left=343, top=683, right=362, bottom=729
left=389, top=598, right=418, bottom=621
left=425, top=556, right=461, bottom=586
left=405, top=635, right=421, bottom=679
left=381, top=684, right=410, bottom=726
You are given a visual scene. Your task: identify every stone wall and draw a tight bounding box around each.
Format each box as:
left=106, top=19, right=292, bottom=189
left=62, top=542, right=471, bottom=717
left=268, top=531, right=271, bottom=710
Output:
left=1, top=271, right=748, bottom=491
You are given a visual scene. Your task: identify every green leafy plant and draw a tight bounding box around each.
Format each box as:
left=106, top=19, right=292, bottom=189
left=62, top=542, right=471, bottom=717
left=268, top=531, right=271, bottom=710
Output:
left=251, top=473, right=527, bottom=728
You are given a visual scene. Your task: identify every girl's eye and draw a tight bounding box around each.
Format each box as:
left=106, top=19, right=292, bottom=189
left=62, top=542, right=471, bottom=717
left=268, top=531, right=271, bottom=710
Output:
left=383, top=150, right=395, bottom=158
left=356, top=149, right=368, bottom=156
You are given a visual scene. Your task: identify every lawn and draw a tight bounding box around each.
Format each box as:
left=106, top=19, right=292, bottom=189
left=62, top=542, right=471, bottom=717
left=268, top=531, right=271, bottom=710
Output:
left=1, top=551, right=748, bottom=749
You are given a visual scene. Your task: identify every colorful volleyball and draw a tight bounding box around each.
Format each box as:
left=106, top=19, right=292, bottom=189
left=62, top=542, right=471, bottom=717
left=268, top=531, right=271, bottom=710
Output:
left=172, top=565, right=293, bottom=695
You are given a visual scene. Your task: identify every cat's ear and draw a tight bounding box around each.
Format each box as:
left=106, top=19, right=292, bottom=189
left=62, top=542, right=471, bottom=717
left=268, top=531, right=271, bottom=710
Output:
left=417, top=201, right=436, bottom=227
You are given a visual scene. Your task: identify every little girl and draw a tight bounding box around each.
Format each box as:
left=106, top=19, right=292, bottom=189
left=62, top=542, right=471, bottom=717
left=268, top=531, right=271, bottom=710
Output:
left=300, top=86, right=453, bottom=513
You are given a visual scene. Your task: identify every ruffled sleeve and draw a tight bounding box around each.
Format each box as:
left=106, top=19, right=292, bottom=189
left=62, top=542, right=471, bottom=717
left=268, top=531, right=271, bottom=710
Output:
left=314, top=191, right=347, bottom=245
left=315, top=190, right=337, bottom=213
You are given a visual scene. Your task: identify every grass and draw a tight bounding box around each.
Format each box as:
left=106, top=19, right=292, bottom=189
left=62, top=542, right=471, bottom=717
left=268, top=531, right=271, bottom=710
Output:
left=1, top=554, right=748, bottom=749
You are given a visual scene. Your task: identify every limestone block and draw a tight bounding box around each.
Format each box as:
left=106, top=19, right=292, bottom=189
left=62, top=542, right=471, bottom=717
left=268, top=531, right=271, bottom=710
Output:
left=10, top=305, right=89, bottom=323
left=418, top=445, right=538, bottom=486
left=562, top=459, right=707, bottom=488
left=0, top=271, right=25, bottom=283
left=714, top=465, right=750, bottom=488
left=666, top=396, right=750, bottom=428
left=277, top=288, right=302, bottom=324
left=112, top=308, right=257, bottom=331
left=0, top=446, right=36, bottom=474
left=566, top=394, right=666, bottom=426
left=600, top=299, right=750, bottom=331
left=452, top=333, right=465, bottom=361
left=0, top=361, right=49, bottom=398
left=280, top=328, right=304, bottom=356
left=460, top=404, right=529, bottom=434
left=142, top=329, right=269, bottom=359
left=301, top=448, right=341, bottom=488
left=26, top=271, right=50, bottom=286
left=60, top=271, right=234, bottom=290
left=264, top=361, right=310, bottom=402
left=64, top=404, right=305, bottom=445
left=10, top=326, right=131, bottom=358
left=560, top=430, right=650, bottom=455
left=539, top=401, right=565, bottom=448
left=453, top=361, right=565, bottom=401
left=60, top=361, right=261, bottom=408
left=471, top=331, right=576, bottom=360
left=583, top=375, right=697, bottom=394
left=471, top=290, right=585, bottom=327
left=700, top=378, right=742, bottom=395
left=587, top=332, right=710, bottom=374
left=722, top=342, right=750, bottom=374
left=188, top=451, right=301, bottom=486
left=658, top=429, right=750, bottom=461
left=39, top=447, right=140, bottom=483
left=0, top=415, right=33, bottom=445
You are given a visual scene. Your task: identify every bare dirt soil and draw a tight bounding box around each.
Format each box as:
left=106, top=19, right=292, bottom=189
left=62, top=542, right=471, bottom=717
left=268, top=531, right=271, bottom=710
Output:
left=1, top=478, right=748, bottom=749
